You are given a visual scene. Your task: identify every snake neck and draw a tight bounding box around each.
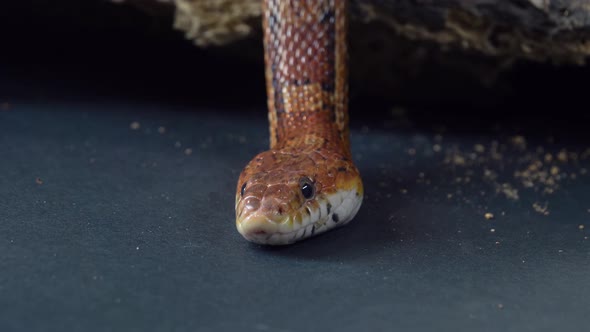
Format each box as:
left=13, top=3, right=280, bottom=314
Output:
left=263, top=0, right=350, bottom=158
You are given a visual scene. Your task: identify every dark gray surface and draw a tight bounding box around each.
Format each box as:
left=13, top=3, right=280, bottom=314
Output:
left=1, top=102, right=589, bottom=332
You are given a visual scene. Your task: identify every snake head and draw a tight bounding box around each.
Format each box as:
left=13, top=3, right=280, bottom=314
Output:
left=235, top=148, right=363, bottom=245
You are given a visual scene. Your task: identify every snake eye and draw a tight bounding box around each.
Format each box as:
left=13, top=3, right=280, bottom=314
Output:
left=300, top=177, right=315, bottom=200
left=241, top=182, right=247, bottom=196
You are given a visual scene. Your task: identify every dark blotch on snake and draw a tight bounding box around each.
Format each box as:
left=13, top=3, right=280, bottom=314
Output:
left=332, top=213, right=339, bottom=222
left=337, top=166, right=346, bottom=172
left=320, top=10, right=334, bottom=24
left=322, top=82, right=335, bottom=92
left=326, top=202, right=332, bottom=214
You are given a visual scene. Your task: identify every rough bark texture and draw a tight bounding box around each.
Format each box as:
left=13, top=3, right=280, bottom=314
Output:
left=96, top=0, right=590, bottom=102
left=168, top=0, right=590, bottom=64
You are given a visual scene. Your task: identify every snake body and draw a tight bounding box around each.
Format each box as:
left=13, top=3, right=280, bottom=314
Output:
left=235, top=0, right=363, bottom=245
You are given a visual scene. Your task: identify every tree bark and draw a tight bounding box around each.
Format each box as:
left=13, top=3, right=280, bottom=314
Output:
left=164, top=0, right=590, bottom=64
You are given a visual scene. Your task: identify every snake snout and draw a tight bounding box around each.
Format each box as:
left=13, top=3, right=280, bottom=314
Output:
left=238, top=196, right=289, bottom=224
left=236, top=190, right=298, bottom=244
left=243, top=197, right=261, bottom=212
left=237, top=213, right=290, bottom=244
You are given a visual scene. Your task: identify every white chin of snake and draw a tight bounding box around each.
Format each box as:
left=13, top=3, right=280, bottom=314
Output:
left=238, top=188, right=363, bottom=245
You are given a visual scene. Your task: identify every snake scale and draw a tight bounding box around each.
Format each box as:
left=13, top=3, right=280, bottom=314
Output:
left=235, top=0, right=363, bottom=245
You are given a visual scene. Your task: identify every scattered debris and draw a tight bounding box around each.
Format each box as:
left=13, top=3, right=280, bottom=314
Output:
left=511, top=135, right=526, bottom=150
left=498, top=183, right=519, bottom=201
left=544, top=153, right=553, bottom=162
left=35, top=177, right=43, bottom=185
left=129, top=121, right=141, bottom=130
left=484, top=212, right=494, bottom=220
left=184, top=148, right=193, bottom=156
left=452, top=154, right=466, bottom=166
left=532, top=202, right=550, bottom=215
left=579, top=224, right=585, bottom=230
left=158, top=126, right=166, bottom=134
left=557, top=149, right=568, bottom=163
left=430, top=133, right=590, bottom=212
left=474, top=144, right=485, bottom=153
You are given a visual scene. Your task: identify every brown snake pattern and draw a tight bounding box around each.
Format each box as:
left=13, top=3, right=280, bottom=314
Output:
left=235, top=0, right=363, bottom=245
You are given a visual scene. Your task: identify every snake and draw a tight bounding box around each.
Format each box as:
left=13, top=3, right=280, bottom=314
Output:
left=235, top=0, right=363, bottom=245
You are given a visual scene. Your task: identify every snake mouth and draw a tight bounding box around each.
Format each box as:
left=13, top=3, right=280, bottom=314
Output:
left=237, top=215, right=319, bottom=245
left=236, top=189, right=363, bottom=245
